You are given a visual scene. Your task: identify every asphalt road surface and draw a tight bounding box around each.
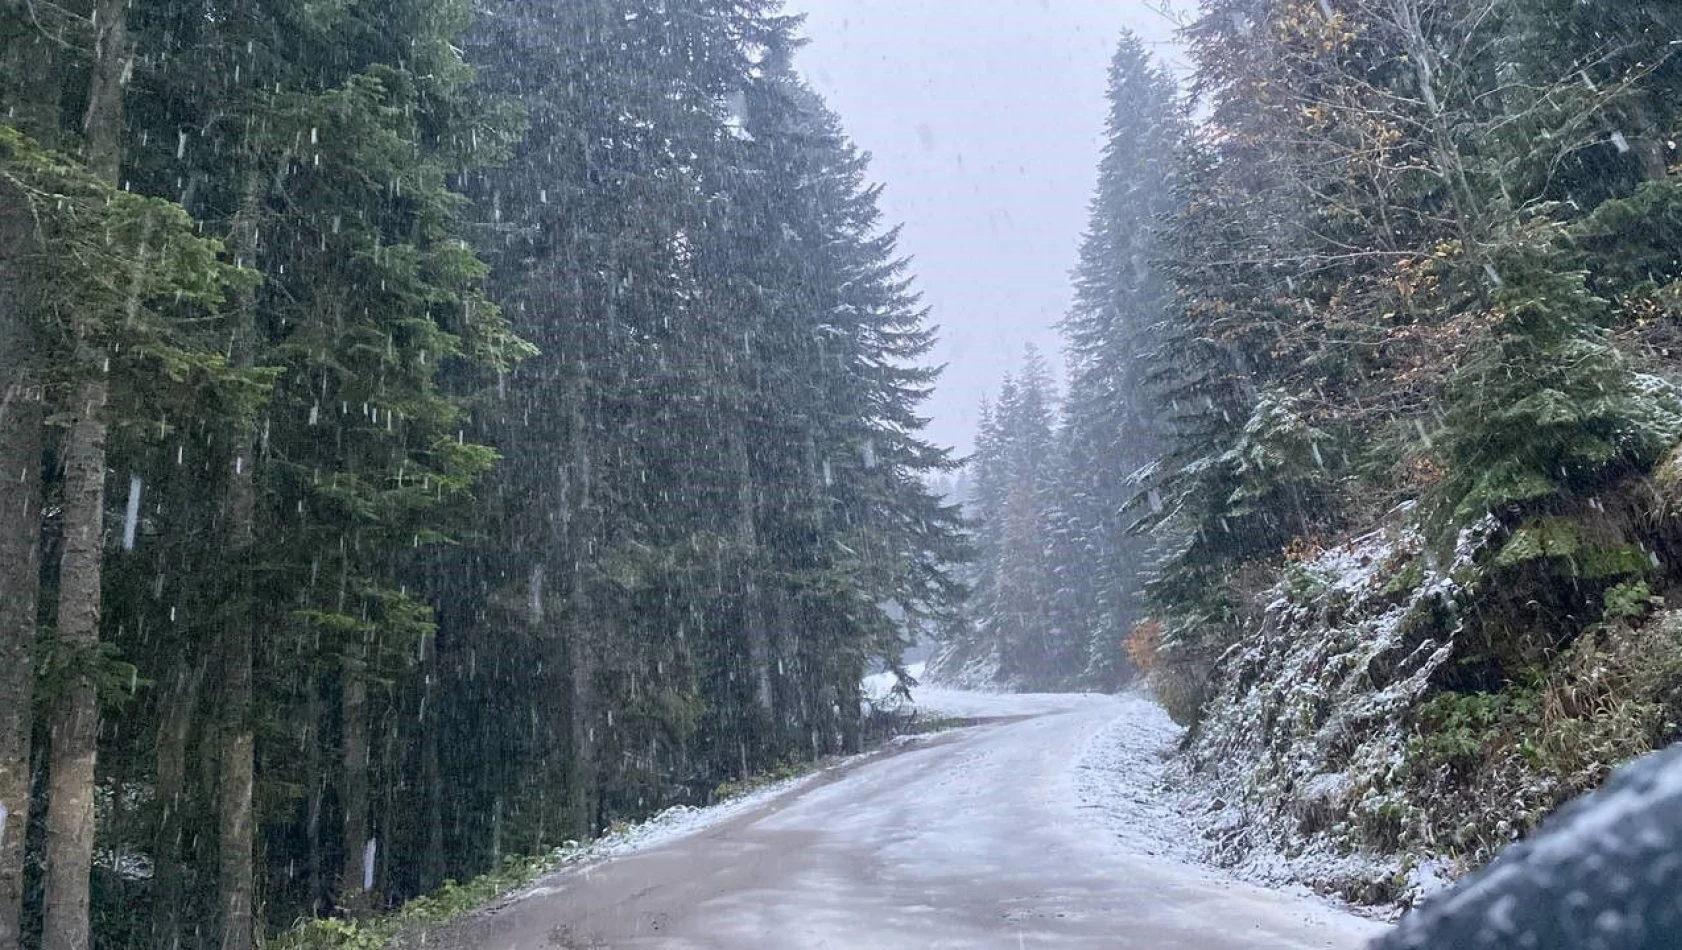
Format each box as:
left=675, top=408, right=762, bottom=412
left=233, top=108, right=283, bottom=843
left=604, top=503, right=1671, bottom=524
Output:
left=397, top=692, right=1385, bottom=949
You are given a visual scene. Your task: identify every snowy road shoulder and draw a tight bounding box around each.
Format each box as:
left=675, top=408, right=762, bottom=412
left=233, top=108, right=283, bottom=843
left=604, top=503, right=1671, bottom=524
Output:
left=502, top=774, right=822, bottom=906
left=1070, top=691, right=1204, bottom=864
left=502, top=737, right=939, bottom=909
left=1067, top=688, right=1395, bottom=932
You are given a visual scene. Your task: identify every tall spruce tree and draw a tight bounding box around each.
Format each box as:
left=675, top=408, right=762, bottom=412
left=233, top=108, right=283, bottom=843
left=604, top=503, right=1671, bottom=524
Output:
left=944, top=348, right=1070, bottom=689
left=1052, top=32, right=1185, bottom=689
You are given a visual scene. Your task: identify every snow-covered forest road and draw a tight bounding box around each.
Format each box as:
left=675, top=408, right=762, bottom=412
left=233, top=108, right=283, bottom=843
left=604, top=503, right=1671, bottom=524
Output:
left=400, top=692, right=1387, bottom=949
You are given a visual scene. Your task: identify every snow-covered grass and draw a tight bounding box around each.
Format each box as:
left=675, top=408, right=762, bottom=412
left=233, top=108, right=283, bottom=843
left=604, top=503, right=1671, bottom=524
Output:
left=506, top=766, right=830, bottom=901
left=1068, top=688, right=1410, bottom=927
left=1070, top=691, right=1202, bottom=863
left=1153, top=510, right=1501, bottom=914
left=276, top=765, right=839, bottom=950
left=281, top=698, right=952, bottom=949
left=1144, top=502, right=1682, bottom=919
left=861, top=660, right=926, bottom=706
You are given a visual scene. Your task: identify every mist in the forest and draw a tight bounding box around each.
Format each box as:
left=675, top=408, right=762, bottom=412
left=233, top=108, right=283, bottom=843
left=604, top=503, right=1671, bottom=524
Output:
left=785, top=0, right=1182, bottom=453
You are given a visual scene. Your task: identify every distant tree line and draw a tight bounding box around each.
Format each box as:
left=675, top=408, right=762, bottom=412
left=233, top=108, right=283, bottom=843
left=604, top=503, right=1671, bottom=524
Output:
left=0, top=1, right=963, bottom=946
left=932, top=35, right=1180, bottom=692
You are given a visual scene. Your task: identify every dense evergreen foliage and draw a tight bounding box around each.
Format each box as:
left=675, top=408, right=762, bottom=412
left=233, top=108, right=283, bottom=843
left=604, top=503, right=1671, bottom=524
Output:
left=17, top=0, right=1682, bottom=936
left=1046, top=0, right=1682, bottom=886
left=1126, top=0, right=1682, bottom=725
left=0, top=1, right=962, bottom=946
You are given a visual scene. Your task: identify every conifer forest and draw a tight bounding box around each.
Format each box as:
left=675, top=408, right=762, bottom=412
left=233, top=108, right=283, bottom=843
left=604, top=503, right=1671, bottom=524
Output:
left=6, top=0, right=1682, bottom=947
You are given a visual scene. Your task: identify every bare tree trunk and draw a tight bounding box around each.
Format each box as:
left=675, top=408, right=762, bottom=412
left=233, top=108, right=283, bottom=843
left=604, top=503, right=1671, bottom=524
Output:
left=374, top=711, right=396, bottom=897
left=729, top=423, right=774, bottom=719
left=42, top=0, right=129, bottom=943
left=419, top=635, right=444, bottom=891
left=727, top=421, right=775, bottom=768
left=217, top=191, right=261, bottom=950
left=41, top=379, right=108, bottom=950
left=563, top=397, right=596, bottom=839
left=0, top=191, right=44, bottom=950
left=75, top=0, right=127, bottom=183
left=565, top=617, right=594, bottom=838
left=217, top=589, right=255, bottom=950
left=337, top=652, right=369, bottom=913
left=303, top=672, right=324, bottom=916
left=0, top=19, right=64, bottom=938
left=150, top=657, right=206, bottom=950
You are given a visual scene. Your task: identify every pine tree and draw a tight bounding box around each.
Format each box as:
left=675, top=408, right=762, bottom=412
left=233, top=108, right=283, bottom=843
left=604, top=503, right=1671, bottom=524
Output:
left=0, top=11, right=269, bottom=942
left=1432, top=225, right=1682, bottom=532
left=950, top=348, right=1068, bottom=689
left=1053, top=32, right=1185, bottom=688
left=456, top=0, right=962, bottom=837
left=0, top=1, right=962, bottom=942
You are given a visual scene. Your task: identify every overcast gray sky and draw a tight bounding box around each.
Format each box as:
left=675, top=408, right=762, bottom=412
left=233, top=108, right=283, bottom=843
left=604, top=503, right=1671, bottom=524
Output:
left=782, top=1, right=1183, bottom=454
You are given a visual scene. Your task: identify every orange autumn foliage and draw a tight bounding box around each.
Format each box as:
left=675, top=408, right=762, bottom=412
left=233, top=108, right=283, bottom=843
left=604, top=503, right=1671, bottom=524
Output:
left=1125, top=618, right=1164, bottom=674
